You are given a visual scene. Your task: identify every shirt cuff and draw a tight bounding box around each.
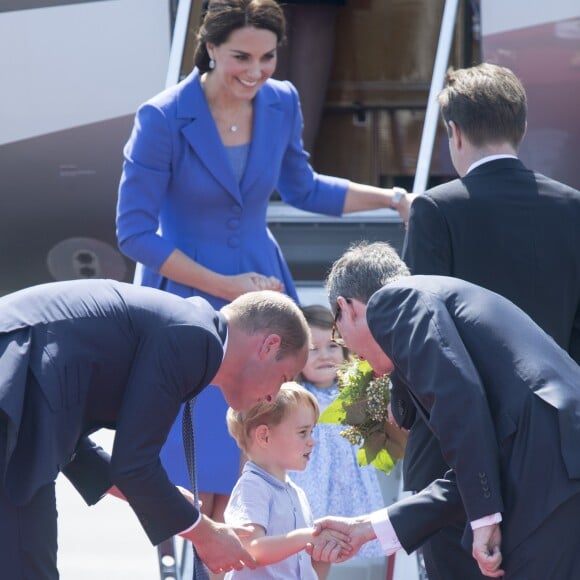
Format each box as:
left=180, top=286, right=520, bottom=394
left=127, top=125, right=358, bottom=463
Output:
left=179, top=511, right=203, bottom=536
left=470, top=512, right=502, bottom=530
left=369, top=508, right=402, bottom=556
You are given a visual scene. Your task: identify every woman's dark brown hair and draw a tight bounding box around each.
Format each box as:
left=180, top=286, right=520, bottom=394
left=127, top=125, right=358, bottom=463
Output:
left=194, top=0, right=286, bottom=73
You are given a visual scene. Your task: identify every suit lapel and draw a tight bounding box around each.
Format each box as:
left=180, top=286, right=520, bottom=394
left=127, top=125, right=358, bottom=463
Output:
left=241, top=84, right=284, bottom=193
left=177, top=70, right=242, bottom=203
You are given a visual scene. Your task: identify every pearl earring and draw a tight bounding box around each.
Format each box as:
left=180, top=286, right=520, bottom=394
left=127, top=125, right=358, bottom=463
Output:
left=209, top=57, right=216, bottom=70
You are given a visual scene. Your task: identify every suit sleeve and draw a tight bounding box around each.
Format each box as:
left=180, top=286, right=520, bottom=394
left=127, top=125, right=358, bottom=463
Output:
left=110, top=324, right=222, bottom=545
left=403, top=194, right=453, bottom=275
left=61, top=436, right=112, bottom=505
left=367, top=286, right=504, bottom=522
left=388, top=471, right=468, bottom=554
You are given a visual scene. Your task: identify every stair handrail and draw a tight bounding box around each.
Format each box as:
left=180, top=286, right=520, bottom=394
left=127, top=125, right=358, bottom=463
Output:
left=412, top=0, right=460, bottom=194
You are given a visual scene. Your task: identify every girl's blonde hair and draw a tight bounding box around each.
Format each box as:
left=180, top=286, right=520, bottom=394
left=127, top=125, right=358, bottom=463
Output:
left=227, top=381, right=319, bottom=454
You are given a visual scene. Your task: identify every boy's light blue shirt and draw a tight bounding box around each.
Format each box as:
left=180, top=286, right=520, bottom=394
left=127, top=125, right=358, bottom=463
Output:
left=224, top=460, right=317, bottom=579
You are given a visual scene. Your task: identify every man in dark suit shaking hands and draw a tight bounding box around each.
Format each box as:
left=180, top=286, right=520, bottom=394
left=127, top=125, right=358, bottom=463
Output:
left=400, top=63, right=580, bottom=579
left=0, top=279, right=310, bottom=578
left=314, top=240, right=580, bottom=579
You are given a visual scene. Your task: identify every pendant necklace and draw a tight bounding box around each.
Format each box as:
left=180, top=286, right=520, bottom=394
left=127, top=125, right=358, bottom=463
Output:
left=201, top=73, right=245, bottom=134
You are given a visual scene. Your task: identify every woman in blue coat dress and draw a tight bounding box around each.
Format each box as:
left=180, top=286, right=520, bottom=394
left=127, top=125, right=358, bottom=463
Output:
left=116, top=0, right=412, bottom=533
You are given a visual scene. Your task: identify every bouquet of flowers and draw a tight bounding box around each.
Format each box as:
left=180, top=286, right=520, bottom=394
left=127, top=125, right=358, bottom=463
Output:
left=318, top=357, right=407, bottom=474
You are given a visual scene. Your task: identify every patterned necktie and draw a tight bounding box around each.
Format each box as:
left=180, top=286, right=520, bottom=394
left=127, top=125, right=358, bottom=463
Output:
left=182, top=399, right=210, bottom=580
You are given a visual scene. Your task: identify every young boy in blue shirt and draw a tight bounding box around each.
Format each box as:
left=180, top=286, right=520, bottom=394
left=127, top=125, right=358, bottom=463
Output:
left=224, top=382, right=350, bottom=579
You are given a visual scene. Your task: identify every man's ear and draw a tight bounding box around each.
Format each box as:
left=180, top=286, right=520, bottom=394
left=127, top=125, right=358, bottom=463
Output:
left=449, top=120, right=462, bottom=149
left=444, top=120, right=453, bottom=138
left=258, top=334, right=282, bottom=360
left=254, top=424, right=270, bottom=448
left=337, top=296, right=361, bottom=322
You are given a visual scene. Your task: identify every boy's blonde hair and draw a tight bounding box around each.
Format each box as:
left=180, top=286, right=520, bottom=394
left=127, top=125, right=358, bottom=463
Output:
left=227, top=381, right=319, bottom=454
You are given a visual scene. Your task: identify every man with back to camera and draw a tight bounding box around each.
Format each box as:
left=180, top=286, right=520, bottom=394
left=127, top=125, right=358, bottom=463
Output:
left=400, top=62, right=580, bottom=578
left=0, top=279, right=317, bottom=578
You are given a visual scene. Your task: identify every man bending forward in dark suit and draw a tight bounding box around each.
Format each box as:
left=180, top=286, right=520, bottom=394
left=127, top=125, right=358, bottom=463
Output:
left=0, top=280, right=312, bottom=579
left=401, top=64, right=580, bottom=579
left=314, top=241, right=580, bottom=579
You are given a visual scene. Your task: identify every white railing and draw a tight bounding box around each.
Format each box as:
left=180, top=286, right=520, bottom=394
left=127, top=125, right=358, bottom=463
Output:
left=413, top=0, right=460, bottom=194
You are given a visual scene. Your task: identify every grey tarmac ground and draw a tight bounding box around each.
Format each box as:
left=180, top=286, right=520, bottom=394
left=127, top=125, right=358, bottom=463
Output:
left=56, top=429, right=160, bottom=580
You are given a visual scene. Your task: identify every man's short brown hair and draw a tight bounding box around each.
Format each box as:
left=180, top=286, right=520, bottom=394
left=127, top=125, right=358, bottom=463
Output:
left=437, top=63, right=527, bottom=149
left=223, top=290, right=310, bottom=359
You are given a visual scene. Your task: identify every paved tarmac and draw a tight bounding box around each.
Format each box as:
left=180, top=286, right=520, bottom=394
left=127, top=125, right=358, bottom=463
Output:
left=56, top=429, right=160, bottom=580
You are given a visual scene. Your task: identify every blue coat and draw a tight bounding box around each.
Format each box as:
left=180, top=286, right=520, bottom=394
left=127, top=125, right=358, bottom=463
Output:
left=116, top=68, right=349, bottom=305
left=116, top=69, right=349, bottom=492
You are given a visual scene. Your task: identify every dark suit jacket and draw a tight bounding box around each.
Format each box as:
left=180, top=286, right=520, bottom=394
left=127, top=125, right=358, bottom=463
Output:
left=0, top=279, right=227, bottom=545
left=400, top=157, right=580, bottom=490
left=366, top=276, right=580, bottom=555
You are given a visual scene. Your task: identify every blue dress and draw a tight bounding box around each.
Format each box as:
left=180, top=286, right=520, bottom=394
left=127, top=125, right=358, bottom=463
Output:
left=116, top=68, right=349, bottom=493
left=290, top=382, right=385, bottom=559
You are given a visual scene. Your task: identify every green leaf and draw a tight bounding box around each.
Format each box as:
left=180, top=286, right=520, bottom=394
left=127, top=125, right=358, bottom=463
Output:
left=370, top=448, right=396, bottom=474
left=318, top=399, right=346, bottom=424
left=365, top=430, right=388, bottom=458
left=356, top=445, right=396, bottom=474
left=356, top=446, right=370, bottom=467
left=358, top=359, right=373, bottom=374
